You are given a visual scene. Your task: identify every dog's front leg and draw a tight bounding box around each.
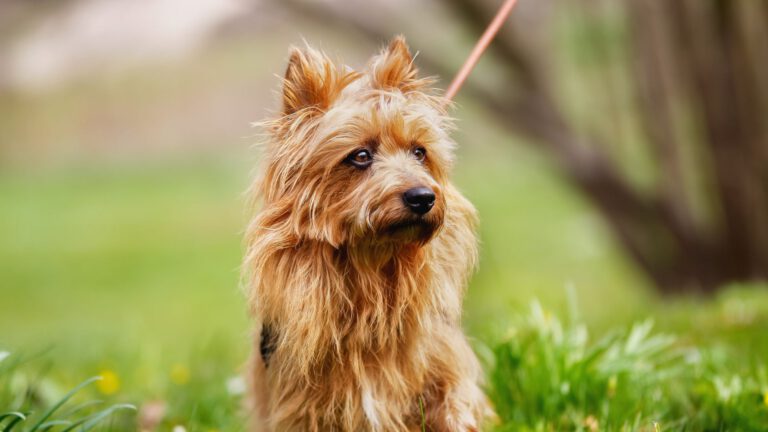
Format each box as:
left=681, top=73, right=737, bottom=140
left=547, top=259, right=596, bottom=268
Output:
left=422, top=379, right=489, bottom=432
left=420, top=328, right=493, bottom=431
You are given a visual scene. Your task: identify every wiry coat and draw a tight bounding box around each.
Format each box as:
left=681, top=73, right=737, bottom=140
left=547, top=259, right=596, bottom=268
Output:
left=244, top=37, right=492, bottom=431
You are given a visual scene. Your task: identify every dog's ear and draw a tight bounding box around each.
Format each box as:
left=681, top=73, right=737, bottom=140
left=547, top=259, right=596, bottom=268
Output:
left=369, top=36, right=427, bottom=92
left=282, top=46, right=357, bottom=116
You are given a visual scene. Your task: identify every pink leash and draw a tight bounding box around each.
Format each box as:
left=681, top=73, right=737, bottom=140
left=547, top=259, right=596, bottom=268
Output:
left=443, top=0, right=519, bottom=103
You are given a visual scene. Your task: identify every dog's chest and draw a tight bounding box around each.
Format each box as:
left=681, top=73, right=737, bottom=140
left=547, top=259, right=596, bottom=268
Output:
left=262, top=319, right=431, bottom=429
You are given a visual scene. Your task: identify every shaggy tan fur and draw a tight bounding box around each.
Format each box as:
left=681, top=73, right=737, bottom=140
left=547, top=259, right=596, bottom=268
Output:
left=244, top=36, right=493, bottom=431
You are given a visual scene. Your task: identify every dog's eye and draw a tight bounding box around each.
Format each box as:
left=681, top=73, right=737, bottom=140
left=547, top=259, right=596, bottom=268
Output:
left=346, top=149, right=373, bottom=169
left=413, top=147, right=427, bottom=162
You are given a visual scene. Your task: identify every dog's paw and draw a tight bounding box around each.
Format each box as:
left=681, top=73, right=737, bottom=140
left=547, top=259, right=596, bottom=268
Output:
left=431, top=391, right=494, bottom=432
left=429, top=403, right=483, bottom=432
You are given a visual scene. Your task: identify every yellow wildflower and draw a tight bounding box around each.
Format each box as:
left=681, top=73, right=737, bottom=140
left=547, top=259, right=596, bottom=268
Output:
left=763, top=390, right=768, bottom=407
left=170, top=363, right=190, bottom=385
left=97, top=370, right=120, bottom=395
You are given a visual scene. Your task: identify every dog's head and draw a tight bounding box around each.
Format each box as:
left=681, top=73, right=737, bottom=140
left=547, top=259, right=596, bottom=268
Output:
left=258, top=37, right=456, bottom=249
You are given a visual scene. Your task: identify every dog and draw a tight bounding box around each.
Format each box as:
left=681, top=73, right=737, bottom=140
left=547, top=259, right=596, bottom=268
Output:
left=244, top=36, right=492, bottom=431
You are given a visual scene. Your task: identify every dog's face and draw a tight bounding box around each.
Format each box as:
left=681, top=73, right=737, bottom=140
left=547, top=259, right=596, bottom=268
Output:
left=260, top=37, right=455, bottom=248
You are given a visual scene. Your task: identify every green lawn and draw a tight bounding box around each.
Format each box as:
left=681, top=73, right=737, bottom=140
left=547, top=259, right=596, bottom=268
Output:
left=1, top=158, right=251, bottom=430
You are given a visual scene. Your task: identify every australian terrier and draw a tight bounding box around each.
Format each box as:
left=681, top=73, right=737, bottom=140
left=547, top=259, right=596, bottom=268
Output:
left=244, top=36, right=492, bottom=431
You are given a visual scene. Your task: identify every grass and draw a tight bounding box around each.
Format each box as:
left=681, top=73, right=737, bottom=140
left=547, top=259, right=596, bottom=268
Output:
left=0, top=158, right=251, bottom=430
left=3, top=298, right=767, bottom=431
left=0, top=352, right=136, bottom=431
left=487, top=301, right=768, bottom=431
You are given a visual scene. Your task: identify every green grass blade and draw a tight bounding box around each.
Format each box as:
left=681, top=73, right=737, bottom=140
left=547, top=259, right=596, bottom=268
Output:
left=61, top=404, right=135, bottom=432
left=59, top=401, right=102, bottom=419
left=27, top=376, right=101, bottom=432
left=38, top=420, right=72, bottom=430
left=0, top=413, right=26, bottom=423
left=57, top=419, right=88, bottom=432
left=419, top=396, right=426, bottom=432
left=1, top=413, right=27, bottom=432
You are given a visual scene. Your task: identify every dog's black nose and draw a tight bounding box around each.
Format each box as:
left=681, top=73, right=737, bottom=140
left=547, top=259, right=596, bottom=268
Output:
left=403, top=187, right=435, bottom=215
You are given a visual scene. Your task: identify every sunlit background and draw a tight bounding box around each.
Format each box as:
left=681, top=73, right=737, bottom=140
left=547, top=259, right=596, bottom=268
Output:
left=2, top=0, right=767, bottom=430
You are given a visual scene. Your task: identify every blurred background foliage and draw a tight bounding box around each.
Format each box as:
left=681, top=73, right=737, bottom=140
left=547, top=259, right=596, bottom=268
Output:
left=1, top=0, right=766, bottom=430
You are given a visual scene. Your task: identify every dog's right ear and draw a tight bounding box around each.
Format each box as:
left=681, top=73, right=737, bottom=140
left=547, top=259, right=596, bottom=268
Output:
left=369, top=36, right=432, bottom=93
left=282, top=47, right=358, bottom=116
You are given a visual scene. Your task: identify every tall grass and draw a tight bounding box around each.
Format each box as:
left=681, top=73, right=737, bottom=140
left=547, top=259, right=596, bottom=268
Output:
left=488, top=302, right=768, bottom=431
left=0, top=352, right=135, bottom=431
left=3, top=302, right=768, bottom=430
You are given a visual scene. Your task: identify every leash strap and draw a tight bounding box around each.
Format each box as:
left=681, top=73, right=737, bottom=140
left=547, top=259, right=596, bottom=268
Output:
left=444, top=0, right=518, bottom=102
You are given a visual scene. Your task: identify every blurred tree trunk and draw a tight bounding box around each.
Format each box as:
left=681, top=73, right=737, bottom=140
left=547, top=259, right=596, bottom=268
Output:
left=621, top=0, right=768, bottom=293
left=277, top=0, right=768, bottom=294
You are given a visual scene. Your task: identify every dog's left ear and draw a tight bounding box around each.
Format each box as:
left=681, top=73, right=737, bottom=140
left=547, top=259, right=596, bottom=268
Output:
left=370, top=36, right=425, bottom=92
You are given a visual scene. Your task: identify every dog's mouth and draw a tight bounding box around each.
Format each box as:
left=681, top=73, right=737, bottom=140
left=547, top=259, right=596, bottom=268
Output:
left=381, top=218, right=437, bottom=243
